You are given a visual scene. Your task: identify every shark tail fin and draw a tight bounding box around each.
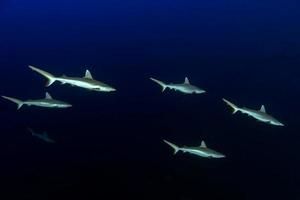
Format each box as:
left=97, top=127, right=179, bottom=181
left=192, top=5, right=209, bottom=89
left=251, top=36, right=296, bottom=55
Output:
left=222, top=98, right=239, bottom=114
left=163, top=140, right=180, bottom=155
left=150, top=77, right=167, bottom=92
left=27, top=128, right=35, bottom=135
left=28, top=65, right=56, bottom=87
left=2, top=96, right=24, bottom=110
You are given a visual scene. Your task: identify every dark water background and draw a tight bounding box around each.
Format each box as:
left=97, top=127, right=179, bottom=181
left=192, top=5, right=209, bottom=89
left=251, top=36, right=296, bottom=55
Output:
left=0, top=0, right=300, bottom=199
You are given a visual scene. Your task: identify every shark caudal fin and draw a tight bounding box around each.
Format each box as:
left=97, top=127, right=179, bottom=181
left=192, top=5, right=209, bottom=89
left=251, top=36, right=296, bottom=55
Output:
left=27, top=128, right=36, bottom=136
left=222, top=98, right=240, bottom=114
left=163, top=140, right=180, bottom=155
left=28, top=65, right=56, bottom=87
left=2, top=96, right=24, bottom=110
left=150, top=78, right=167, bottom=92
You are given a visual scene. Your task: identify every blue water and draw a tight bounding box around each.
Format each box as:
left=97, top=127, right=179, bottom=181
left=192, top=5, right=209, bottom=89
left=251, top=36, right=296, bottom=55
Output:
left=0, top=0, right=299, bottom=199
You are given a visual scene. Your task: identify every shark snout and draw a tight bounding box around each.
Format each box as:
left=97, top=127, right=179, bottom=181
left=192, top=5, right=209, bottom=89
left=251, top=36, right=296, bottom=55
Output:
left=218, top=154, right=226, bottom=158
left=275, top=122, right=284, bottom=126
left=95, top=86, right=116, bottom=92
left=213, top=153, right=226, bottom=158
left=270, top=120, right=284, bottom=126
left=198, top=90, right=206, bottom=94
left=194, top=89, right=206, bottom=94
left=109, top=87, right=116, bottom=92
left=62, top=103, right=72, bottom=108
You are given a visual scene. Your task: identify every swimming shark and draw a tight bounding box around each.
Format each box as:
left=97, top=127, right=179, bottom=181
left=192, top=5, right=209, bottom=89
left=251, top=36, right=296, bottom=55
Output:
left=28, top=65, right=116, bottom=92
left=28, top=128, right=56, bottom=143
left=2, top=92, right=72, bottom=110
left=163, top=140, right=225, bottom=158
left=223, top=98, right=284, bottom=126
left=150, top=77, right=206, bottom=94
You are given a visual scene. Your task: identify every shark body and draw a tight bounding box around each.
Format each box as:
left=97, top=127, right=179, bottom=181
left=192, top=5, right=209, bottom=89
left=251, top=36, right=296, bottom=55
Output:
left=223, top=98, right=284, bottom=126
left=150, top=77, right=205, bottom=94
left=28, top=128, right=56, bottom=143
left=2, top=92, right=72, bottom=110
left=163, top=140, right=225, bottom=158
left=29, top=65, right=116, bottom=92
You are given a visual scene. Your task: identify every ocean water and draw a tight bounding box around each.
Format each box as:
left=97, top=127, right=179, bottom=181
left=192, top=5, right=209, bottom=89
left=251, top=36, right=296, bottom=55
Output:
left=0, top=0, right=299, bottom=199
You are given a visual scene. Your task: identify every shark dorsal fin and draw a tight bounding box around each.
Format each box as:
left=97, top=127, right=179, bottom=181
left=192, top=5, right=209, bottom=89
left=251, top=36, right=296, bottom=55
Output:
left=184, top=77, right=190, bottom=84
left=45, top=92, right=53, bottom=99
left=260, top=105, right=266, bottom=113
left=84, top=70, right=93, bottom=79
left=200, top=141, right=207, bottom=148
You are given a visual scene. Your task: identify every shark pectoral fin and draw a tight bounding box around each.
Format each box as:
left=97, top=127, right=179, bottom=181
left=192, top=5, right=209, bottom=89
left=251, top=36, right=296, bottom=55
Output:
left=45, top=80, right=53, bottom=87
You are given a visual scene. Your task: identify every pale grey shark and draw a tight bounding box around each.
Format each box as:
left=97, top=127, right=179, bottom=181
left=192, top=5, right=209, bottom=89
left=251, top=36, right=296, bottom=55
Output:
left=2, top=92, right=72, bottom=110
left=223, top=98, right=284, bottom=126
left=28, top=128, right=56, bottom=143
left=150, top=77, right=206, bottom=94
left=163, top=140, right=225, bottom=158
left=29, top=65, right=116, bottom=92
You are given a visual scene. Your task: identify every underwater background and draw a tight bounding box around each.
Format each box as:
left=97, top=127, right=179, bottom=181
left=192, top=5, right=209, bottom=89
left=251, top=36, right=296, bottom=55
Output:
left=0, top=0, right=300, bottom=199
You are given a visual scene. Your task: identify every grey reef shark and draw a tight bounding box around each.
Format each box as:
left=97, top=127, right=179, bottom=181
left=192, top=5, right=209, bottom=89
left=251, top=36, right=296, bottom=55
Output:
left=2, top=92, right=72, bottom=110
left=29, top=65, right=116, bottom=92
left=164, top=140, right=225, bottom=158
left=28, top=128, right=56, bottom=143
left=150, top=77, right=206, bottom=94
left=223, top=98, right=284, bottom=126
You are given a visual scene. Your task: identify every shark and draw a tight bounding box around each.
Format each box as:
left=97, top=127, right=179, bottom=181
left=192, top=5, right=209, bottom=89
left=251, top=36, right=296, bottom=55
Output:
left=223, top=98, right=284, bottom=126
left=163, top=140, right=225, bottom=158
left=2, top=92, right=72, bottom=110
left=28, top=65, right=116, bottom=92
left=150, top=77, right=206, bottom=94
left=28, top=128, right=56, bottom=143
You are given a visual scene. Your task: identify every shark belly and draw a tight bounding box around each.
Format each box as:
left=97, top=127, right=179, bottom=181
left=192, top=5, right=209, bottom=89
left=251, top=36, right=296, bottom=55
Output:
left=187, top=149, right=210, bottom=157
left=25, top=101, right=49, bottom=108
left=26, top=101, right=68, bottom=108
left=242, top=110, right=270, bottom=122
left=57, top=78, right=96, bottom=89
left=179, top=88, right=193, bottom=94
left=169, top=85, right=191, bottom=94
left=252, top=114, right=270, bottom=122
left=27, top=102, right=57, bottom=108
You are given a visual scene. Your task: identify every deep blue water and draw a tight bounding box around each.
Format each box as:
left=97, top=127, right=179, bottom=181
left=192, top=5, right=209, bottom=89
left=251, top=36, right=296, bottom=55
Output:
left=0, top=0, right=300, bottom=199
